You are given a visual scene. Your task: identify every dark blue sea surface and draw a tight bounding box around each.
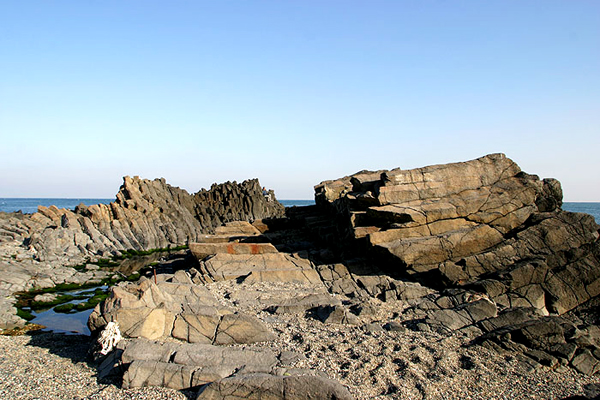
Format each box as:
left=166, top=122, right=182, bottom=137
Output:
left=0, top=198, right=316, bottom=214
left=279, top=199, right=315, bottom=207
left=0, top=198, right=113, bottom=214
left=562, top=202, right=600, bottom=224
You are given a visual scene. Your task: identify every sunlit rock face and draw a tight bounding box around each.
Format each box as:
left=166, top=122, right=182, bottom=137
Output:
left=314, top=153, right=600, bottom=316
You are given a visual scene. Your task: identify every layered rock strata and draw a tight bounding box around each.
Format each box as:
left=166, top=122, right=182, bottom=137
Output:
left=314, top=153, right=600, bottom=315
left=91, top=221, right=361, bottom=395
left=313, top=153, right=600, bottom=376
left=89, top=275, right=276, bottom=345
left=190, top=221, right=321, bottom=285
left=89, top=161, right=600, bottom=398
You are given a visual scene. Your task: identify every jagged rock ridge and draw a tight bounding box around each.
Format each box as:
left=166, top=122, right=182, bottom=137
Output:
left=0, top=176, right=284, bottom=265
left=0, top=176, right=283, bottom=329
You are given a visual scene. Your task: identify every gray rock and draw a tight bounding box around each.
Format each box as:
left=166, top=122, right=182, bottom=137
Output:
left=89, top=279, right=275, bottom=345
left=214, top=313, right=276, bottom=345
left=266, top=293, right=342, bottom=315
left=383, top=321, right=406, bottom=332
left=278, top=351, right=306, bottom=365
left=196, top=373, right=354, bottom=400
left=510, top=319, right=567, bottom=351
left=572, top=350, right=600, bottom=376
left=364, top=323, right=384, bottom=333
left=33, top=293, right=58, bottom=303
left=313, top=305, right=359, bottom=325
left=120, top=339, right=278, bottom=390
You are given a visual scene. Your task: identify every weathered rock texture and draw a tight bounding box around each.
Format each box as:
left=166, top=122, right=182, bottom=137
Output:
left=314, top=153, right=600, bottom=375
left=89, top=276, right=276, bottom=345
left=0, top=176, right=284, bottom=328
left=1, top=176, right=284, bottom=264
left=115, top=339, right=279, bottom=390
left=315, top=153, right=600, bottom=315
left=197, top=373, right=354, bottom=400
left=190, top=221, right=322, bottom=285
left=91, top=220, right=358, bottom=396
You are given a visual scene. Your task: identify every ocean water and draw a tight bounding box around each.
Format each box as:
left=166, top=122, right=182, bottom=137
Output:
left=0, top=198, right=315, bottom=214
left=279, top=199, right=315, bottom=207
left=562, top=202, right=600, bottom=224
left=1, top=198, right=597, bottom=223
left=0, top=198, right=113, bottom=214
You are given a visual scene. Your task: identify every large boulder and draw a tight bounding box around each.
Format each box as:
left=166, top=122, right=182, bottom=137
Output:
left=197, top=373, right=354, bottom=400
left=116, top=339, right=279, bottom=390
left=314, top=153, right=600, bottom=317
left=89, top=277, right=275, bottom=345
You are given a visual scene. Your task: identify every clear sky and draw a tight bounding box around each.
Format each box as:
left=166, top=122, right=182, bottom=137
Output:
left=1, top=1, right=598, bottom=201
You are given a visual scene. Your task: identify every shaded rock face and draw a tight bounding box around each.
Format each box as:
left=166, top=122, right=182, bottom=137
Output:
left=314, top=153, right=600, bottom=317
left=116, top=339, right=279, bottom=390
left=197, top=373, right=354, bottom=400
left=0, top=176, right=284, bottom=265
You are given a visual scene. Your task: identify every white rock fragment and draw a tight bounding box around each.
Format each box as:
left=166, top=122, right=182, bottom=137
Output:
left=98, top=321, right=122, bottom=355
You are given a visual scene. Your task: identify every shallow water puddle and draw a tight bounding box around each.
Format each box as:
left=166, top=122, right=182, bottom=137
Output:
left=22, top=286, right=109, bottom=335
left=31, top=307, right=94, bottom=335
left=18, top=251, right=193, bottom=336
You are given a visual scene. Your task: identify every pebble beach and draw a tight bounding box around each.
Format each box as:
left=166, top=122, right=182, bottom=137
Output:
left=1, top=307, right=599, bottom=400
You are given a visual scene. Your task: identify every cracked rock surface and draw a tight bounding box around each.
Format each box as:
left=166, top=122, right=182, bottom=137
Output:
left=0, top=177, right=284, bottom=329
left=2, top=153, right=600, bottom=399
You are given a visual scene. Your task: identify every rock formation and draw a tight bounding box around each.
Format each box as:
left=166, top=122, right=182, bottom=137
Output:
left=3, top=153, right=600, bottom=399
left=313, top=153, right=600, bottom=376
left=88, top=274, right=276, bottom=345
left=0, top=177, right=284, bottom=328
left=90, top=221, right=354, bottom=394
left=1, top=176, right=284, bottom=264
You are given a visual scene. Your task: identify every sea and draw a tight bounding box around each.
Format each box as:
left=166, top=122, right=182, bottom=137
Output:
left=0, top=198, right=598, bottom=224
left=0, top=198, right=317, bottom=214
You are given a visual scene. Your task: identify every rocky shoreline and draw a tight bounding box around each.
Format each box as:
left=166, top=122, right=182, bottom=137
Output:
left=1, top=153, right=600, bottom=399
left=0, top=320, right=599, bottom=400
left=0, top=177, right=284, bottom=329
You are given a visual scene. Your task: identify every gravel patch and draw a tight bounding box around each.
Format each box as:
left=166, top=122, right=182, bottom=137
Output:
left=1, top=279, right=600, bottom=399
left=210, top=280, right=600, bottom=400
left=0, top=332, right=191, bottom=400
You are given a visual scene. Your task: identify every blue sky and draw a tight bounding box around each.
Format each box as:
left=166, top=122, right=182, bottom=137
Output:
left=1, top=1, right=598, bottom=201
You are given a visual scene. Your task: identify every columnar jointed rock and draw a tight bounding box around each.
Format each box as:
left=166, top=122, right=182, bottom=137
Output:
left=1, top=176, right=284, bottom=265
